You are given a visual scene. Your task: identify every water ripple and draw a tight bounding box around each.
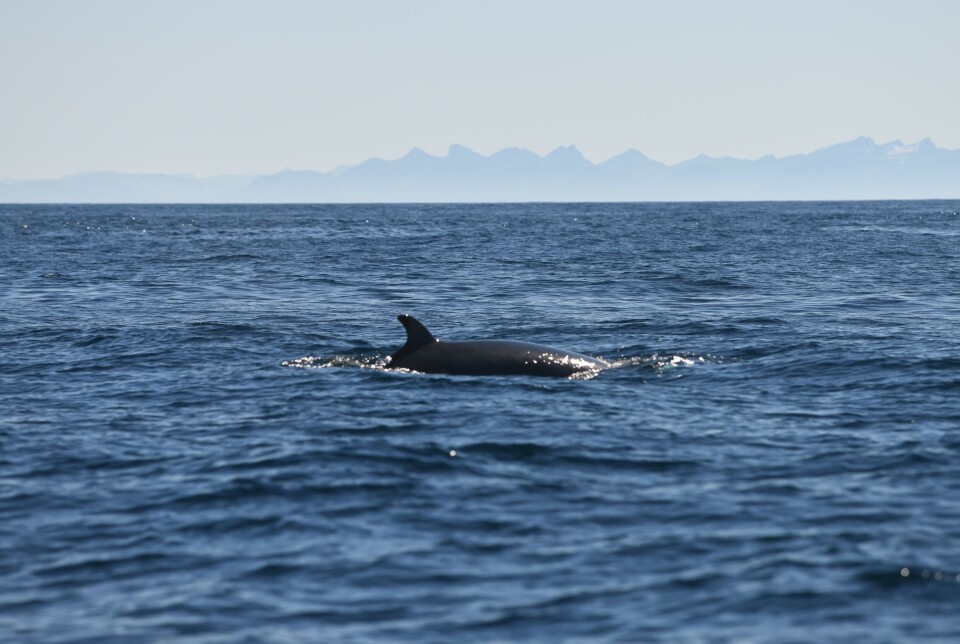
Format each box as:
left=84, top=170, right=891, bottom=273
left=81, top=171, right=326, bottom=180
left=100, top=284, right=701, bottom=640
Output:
left=3, top=202, right=960, bottom=642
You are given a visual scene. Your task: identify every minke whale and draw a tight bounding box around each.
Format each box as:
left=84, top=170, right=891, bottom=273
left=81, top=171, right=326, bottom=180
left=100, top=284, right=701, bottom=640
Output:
left=386, top=315, right=610, bottom=378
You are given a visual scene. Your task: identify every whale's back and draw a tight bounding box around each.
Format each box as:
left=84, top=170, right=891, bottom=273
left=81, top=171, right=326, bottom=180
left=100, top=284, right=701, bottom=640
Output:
left=392, top=338, right=607, bottom=377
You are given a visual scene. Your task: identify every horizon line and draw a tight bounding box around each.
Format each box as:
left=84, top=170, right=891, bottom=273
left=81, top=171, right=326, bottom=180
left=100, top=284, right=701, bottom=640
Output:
left=4, top=198, right=960, bottom=206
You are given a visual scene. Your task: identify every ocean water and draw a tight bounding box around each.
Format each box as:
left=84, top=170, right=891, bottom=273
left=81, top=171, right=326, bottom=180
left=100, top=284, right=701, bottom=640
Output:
left=2, top=201, right=960, bottom=642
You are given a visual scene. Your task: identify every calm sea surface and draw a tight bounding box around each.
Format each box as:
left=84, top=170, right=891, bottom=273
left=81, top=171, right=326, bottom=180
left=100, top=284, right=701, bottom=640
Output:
left=2, top=202, right=960, bottom=642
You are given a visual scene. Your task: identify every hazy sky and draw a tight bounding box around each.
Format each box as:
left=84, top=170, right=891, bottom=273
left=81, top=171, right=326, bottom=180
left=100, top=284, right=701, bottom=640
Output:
left=2, top=0, right=958, bottom=179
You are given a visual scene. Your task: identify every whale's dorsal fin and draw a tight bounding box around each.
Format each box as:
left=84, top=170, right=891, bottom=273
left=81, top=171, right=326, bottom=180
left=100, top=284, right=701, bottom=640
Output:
left=389, top=315, right=438, bottom=365
left=398, top=314, right=437, bottom=348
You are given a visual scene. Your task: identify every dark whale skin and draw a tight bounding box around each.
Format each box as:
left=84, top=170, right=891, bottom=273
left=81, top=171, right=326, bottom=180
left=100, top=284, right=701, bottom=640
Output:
left=387, top=315, right=609, bottom=378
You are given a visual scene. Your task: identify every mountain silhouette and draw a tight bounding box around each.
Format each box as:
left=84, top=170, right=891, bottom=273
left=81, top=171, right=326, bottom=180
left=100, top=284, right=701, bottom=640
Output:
left=2, top=138, right=959, bottom=202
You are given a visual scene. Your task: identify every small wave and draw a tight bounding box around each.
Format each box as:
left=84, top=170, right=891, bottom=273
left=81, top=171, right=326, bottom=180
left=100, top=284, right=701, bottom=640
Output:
left=197, top=253, right=262, bottom=262
left=859, top=566, right=960, bottom=588
left=281, top=354, right=388, bottom=370
left=281, top=352, right=711, bottom=377
left=188, top=321, right=259, bottom=333
left=607, top=353, right=710, bottom=370
left=831, top=225, right=960, bottom=237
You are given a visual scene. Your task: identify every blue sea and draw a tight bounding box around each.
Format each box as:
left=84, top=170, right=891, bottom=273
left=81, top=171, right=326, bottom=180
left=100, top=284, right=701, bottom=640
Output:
left=3, top=201, right=960, bottom=642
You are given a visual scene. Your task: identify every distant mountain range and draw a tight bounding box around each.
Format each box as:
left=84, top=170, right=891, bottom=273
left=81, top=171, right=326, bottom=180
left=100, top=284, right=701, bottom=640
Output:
left=3, top=137, right=959, bottom=202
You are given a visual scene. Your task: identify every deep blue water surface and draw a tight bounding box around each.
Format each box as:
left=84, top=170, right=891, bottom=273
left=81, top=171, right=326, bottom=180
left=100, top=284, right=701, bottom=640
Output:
left=3, top=202, right=960, bottom=642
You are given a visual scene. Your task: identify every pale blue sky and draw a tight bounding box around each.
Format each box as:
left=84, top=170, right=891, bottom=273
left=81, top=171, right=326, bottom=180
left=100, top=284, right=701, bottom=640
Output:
left=1, top=0, right=958, bottom=179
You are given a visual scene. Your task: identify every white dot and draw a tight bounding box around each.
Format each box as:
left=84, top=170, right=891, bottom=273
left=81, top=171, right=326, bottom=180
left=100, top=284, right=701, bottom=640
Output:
left=449, top=450, right=457, bottom=457
left=900, top=567, right=910, bottom=577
